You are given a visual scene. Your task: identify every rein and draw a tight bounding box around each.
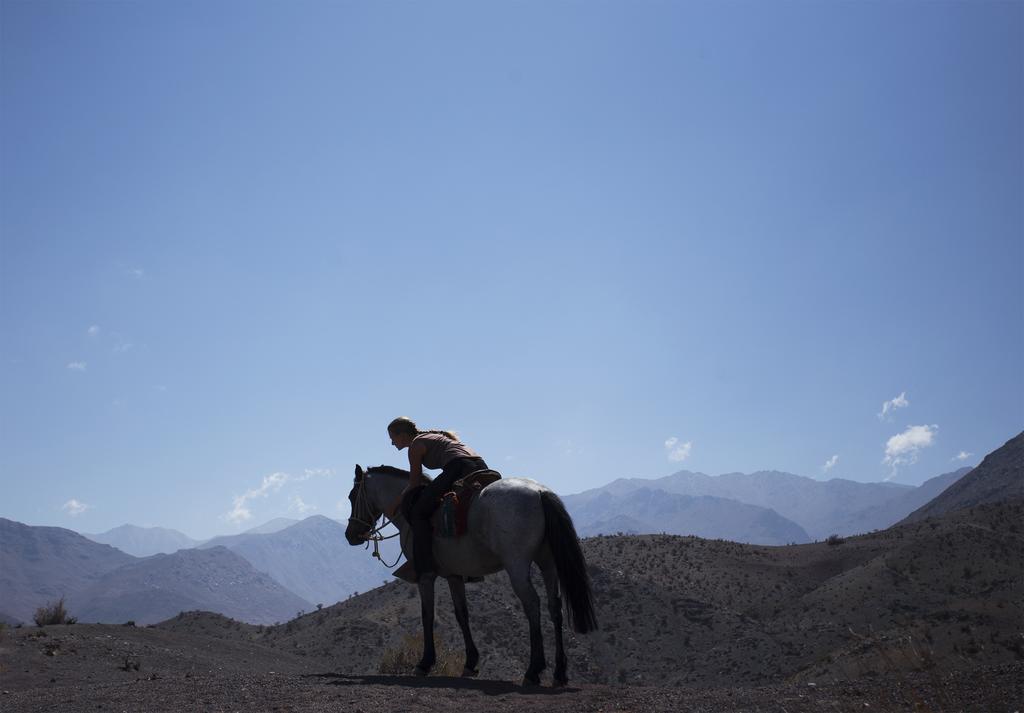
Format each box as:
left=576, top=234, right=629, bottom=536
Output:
left=349, top=475, right=404, bottom=568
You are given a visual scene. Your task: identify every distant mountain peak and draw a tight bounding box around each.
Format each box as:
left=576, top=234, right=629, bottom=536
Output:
left=243, top=517, right=300, bottom=535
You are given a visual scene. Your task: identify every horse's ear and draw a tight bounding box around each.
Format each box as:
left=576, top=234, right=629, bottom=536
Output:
left=354, top=464, right=364, bottom=480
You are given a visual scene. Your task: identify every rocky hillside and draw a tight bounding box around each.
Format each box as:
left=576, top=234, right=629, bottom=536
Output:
left=73, top=546, right=312, bottom=626
left=901, top=430, right=1023, bottom=524
left=0, top=518, right=134, bottom=623
left=567, top=488, right=811, bottom=544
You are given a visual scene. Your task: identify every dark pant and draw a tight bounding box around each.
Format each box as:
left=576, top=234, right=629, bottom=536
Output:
left=410, top=456, right=488, bottom=576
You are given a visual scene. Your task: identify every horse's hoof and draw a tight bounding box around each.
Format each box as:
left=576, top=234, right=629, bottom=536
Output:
left=522, top=674, right=541, bottom=687
left=413, top=666, right=430, bottom=677
left=553, top=676, right=569, bottom=687
left=461, top=667, right=479, bottom=678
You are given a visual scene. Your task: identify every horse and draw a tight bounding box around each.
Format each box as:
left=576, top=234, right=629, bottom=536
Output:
left=344, top=464, right=598, bottom=686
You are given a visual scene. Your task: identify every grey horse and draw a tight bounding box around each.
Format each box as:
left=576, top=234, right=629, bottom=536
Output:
left=344, top=464, right=598, bottom=686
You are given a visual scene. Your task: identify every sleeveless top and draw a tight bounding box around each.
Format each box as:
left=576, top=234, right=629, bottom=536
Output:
left=412, top=432, right=480, bottom=470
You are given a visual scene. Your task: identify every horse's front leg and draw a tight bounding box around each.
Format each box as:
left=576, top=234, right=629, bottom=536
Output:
left=415, top=573, right=438, bottom=675
left=446, top=576, right=480, bottom=677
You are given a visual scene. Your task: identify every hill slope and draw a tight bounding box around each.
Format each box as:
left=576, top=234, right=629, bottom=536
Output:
left=900, top=431, right=1023, bottom=524
left=74, top=546, right=312, bottom=626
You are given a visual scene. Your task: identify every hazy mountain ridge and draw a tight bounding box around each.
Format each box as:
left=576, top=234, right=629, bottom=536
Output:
left=900, top=430, right=1023, bottom=524
left=570, top=467, right=970, bottom=540
left=84, top=523, right=199, bottom=557
left=567, top=488, right=811, bottom=544
left=197, top=515, right=401, bottom=606
left=844, top=466, right=971, bottom=534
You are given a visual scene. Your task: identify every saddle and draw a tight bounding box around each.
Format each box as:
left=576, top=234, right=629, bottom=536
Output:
left=392, top=469, right=502, bottom=584
left=436, top=468, right=502, bottom=538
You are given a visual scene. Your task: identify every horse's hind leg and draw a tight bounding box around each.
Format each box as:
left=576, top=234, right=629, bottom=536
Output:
left=415, top=574, right=438, bottom=675
left=506, top=560, right=545, bottom=686
left=537, top=548, right=568, bottom=686
left=446, top=576, right=480, bottom=677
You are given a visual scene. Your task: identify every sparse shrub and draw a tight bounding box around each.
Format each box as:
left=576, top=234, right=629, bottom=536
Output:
left=826, top=534, right=844, bottom=546
left=378, top=633, right=461, bottom=676
left=33, top=597, right=77, bottom=627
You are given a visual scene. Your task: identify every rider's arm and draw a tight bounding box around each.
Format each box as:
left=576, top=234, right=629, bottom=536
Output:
left=388, top=440, right=427, bottom=518
left=407, top=439, right=426, bottom=487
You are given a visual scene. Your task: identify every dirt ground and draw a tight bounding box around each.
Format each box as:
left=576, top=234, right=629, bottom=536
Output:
left=1, top=624, right=1021, bottom=713
left=3, top=667, right=1023, bottom=713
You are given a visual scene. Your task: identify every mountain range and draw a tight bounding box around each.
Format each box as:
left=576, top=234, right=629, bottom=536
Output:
left=2, top=430, right=1019, bottom=626
left=564, top=466, right=974, bottom=541
left=566, top=488, right=811, bottom=544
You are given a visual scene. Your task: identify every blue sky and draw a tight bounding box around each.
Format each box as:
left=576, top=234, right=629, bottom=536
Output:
left=2, top=0, right=1021, bottom=540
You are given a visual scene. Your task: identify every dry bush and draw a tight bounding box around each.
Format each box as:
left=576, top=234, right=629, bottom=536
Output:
left=33, top=597, right=77, bottom=627
left=379, top=633, right=462, bottom=676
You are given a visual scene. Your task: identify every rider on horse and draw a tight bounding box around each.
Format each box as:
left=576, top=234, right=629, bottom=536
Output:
left=386, top=416, right=489, bottom=581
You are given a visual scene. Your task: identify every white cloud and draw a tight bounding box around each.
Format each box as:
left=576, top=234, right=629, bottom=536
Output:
left=883, top=424, right=938, bottom=476
left=67, top=361, right=87, bottom=371
left=953, top=450, right=973, bottom=462
left=128, top=267, right=145, bottom=279
left=822, top=455, right=839, bottom=472
left=112, top=341, right=134, bottom=354
left=664, top=437, right=692, bottom=462
left=878, top=392, right=909, bottom=420
left=224, top=469, right=334, bottom=524
left=62, top=499, right=90, bottom=516
left=87, top=325, right=100, bottom=337
left=289, top=496, right=318, bottom=515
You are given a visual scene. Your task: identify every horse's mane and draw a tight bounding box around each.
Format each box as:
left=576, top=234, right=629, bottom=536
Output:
left=365, top=464, right=432, bottom=482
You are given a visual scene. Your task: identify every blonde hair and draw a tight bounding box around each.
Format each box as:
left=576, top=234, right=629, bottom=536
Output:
left=387, top=416, right=458, bottom=441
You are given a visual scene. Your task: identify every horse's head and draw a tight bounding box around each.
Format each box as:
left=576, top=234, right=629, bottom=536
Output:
left=344, top=464, right=381, bottom=545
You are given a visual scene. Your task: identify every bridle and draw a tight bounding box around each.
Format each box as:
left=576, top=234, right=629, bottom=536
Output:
left=348, top=473, right=403, bottom=568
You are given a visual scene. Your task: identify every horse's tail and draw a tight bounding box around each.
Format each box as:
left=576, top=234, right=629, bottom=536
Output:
left=540, top=490, right=598, bottom=634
